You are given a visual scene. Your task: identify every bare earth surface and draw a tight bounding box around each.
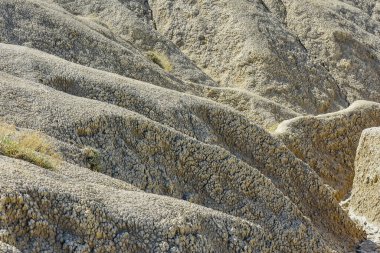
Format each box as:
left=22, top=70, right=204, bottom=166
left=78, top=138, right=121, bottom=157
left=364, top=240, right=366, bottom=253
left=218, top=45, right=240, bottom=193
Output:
left=1, top=0, right=380, bottom=252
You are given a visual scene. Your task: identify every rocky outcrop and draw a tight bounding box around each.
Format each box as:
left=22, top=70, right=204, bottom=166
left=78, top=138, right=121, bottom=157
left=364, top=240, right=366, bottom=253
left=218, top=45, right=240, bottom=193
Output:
left=0, top=0, right=213, bottom=91
left=1, top=156, right=272, bottom=253
left=274, top=101, right=380, bottom=200
left=0, top=71, right=365, bottom=252
left=150, top=0, right=380, bottom=114
left=0, top=242, right=21, bottom=253
left=149, top=0, right=348, bottom=114
left=285, top=0, right=380, bottom=104
left=346, top=127, right=380, bottom=252
left=0, top=43, right=297, bottom=134
left=350, top=127, right=380, bottom=226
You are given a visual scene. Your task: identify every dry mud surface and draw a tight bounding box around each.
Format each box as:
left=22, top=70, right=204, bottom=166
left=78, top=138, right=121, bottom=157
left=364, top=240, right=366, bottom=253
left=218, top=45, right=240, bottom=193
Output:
left=1, top=0, right=380, bottom=252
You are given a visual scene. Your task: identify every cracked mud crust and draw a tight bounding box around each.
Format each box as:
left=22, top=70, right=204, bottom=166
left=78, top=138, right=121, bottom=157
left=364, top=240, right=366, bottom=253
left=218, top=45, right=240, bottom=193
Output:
left=1, top=0, right=380, bottom=252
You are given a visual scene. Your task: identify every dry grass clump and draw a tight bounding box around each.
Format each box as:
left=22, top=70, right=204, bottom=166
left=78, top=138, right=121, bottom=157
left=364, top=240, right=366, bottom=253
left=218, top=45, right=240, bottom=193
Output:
left=0, top=121, right=61, bottom=170
left=267, top=123, right=279, bottom=133
left=83, top=147, right=101, bottom=172
left=146, top=51, right=173, bottom=72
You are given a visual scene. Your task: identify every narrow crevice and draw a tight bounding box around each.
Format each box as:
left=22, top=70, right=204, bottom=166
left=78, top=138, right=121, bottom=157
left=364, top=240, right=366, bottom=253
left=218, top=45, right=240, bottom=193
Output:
left=258, top=0, right=270, bottom=13
left=146, top=0, right=157, bottom=30
left=296, top=37, right=308, bottom=53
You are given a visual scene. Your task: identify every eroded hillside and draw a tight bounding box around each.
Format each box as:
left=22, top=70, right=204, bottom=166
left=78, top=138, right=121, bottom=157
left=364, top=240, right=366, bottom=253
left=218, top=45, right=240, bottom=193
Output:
left=1, top=0, right=380, bottom=252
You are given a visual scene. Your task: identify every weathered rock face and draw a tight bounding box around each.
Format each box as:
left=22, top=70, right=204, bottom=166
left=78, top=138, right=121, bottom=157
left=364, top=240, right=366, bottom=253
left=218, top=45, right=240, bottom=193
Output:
left=0, top=72, right=365, bottom=252
left=0, top=242, right=21, bottom=253
left=0, top=43, right=297, bottom=135
left=1, top=0, right=379, bottom=252
left=0, top=156, right=273, bottom=253
left=284, top=0, right=380, bottom=104
left=350, top=127, right=380, bottom=226
left=0, top=0, right=297, bottom=129
left=150, top=0, right=380, bottom=115
left=0, top=0, right=214, bottom=91
left=149, top=0, right=349, bottom=114
left=274, top=101, right=380, bottom=200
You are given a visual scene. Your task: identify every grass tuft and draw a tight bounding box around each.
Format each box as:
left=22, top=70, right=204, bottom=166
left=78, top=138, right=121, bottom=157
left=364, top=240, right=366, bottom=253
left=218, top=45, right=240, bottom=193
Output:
left=0, top=122, right=61, bottom=170
left=146, top=51, right=173, bottom=72
left=267, top=123, right=279, bottom=133
left=83, top=147, right=101, bottom=172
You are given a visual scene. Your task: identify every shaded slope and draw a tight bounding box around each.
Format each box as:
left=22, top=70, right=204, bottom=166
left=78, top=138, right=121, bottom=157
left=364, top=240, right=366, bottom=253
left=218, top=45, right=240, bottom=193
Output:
left=46, top=0, right=216, bottom=87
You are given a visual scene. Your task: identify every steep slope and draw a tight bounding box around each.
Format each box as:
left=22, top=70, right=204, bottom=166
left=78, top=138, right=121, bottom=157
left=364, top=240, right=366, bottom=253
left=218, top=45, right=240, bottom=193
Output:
left=0, top=0, right=297, bottom=129
left=1, top=0, right=379, bottom=252
left=42, top=0, right=215, bottom=87
left=350, top=127, right=380, bottom=226
left=0, top=156, right=271, bottom=253
left=285, top=0, right=380, bottom=104
left=0, top=0, right=213, bottom=90
left=274, top=101, right=380, bottom=200
left=0, top=43, right=297, bottom=136
left=149, top=0, right=348, bottom=114
left=0, top=72, right=364, bottom=251
left=347, top=127, right=380, bottom=252
left=150, top=0, right=380, bottom=114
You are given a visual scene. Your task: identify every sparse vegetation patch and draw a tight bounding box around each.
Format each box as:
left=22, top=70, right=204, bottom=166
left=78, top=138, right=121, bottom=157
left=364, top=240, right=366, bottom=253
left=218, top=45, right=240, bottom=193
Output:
left=83, top=147, right=102, bottom=172
left=0, top=121, right=61, bottom=170
left=267, top=123, right=279, bottom=133
left=146, top=51, right=173, bottom=72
